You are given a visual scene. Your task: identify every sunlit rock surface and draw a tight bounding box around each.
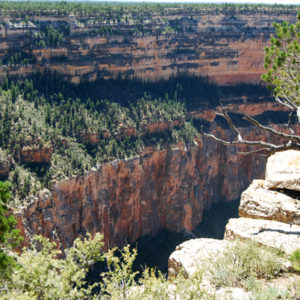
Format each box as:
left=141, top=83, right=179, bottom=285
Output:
left=239, top=179, right=300, bottom=224
left=265, top=150, right=300, bottom=191
left=224, top=217, right=300, bottom=255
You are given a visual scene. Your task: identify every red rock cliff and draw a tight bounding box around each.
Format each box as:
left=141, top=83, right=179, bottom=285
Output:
left=21, top=124, right=280, bottom=249
left=0, top=9, right=297, bottom=85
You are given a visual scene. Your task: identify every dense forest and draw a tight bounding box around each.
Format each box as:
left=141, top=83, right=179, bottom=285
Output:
left=0, top=1, right=297, bottom=17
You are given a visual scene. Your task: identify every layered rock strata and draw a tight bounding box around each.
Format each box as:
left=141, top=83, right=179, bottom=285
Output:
left=239, top=180, right=300, bottom=224
left=0, top=9, right=297, bottom=84
left=24, top=142, right=204, bottom=249
left=225, top=150, right=300, bottom=254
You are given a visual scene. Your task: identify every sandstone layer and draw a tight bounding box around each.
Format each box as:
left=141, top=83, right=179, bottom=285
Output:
left=24, top=142, right=203, bottom=248
left=0, top=9, right=297, bottom=85
left=20, top=145, right=53, bottom=164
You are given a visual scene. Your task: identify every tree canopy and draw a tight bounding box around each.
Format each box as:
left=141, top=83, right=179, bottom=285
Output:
left=0, top=181, right=22, bottom=278
left=262, top=11, right=300, bottom=113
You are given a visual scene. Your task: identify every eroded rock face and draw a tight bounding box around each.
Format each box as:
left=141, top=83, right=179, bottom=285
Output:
left=22, top=133, right=269, bottom=249
left=224, top=217, right=300, bottom=255
left=22, top=123, right=299, bottom=250
left=0, top=10, right=297, bottom=85
left=239, top=180, right=300, bottom=224
left=24, top=143, right=204, bottom=248
left=265, top=150, right=300, bottom=191
left=0, top=150, right=10, bottom=177
left=20, top=145, right=53, bottom=163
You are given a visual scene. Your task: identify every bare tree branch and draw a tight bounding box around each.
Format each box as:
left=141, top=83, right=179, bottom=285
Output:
left=216, top=103, right=243, bottom=141
left=275, top=96, right=298, bottom=110
left=201, top=104, right=300, bottom=155
left=242, top=115, right=300, bottom=143
left=287, top=109, right=295, bottom=135
left=202, top=132, right=284, bottom=148
left=237, top=148, right=270, bottom=155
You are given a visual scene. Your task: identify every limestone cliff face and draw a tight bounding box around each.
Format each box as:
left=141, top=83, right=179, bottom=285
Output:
left=24, top=142, right=203, bottom=248
left=22, top=126, right=273, bottom=249
left=0, top=9, right=297, bottom=85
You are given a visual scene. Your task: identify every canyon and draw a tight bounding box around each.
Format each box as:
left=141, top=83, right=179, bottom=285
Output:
left=21, top=123, right=300, bottom=250
left=1, top=4, right=297, bottom=252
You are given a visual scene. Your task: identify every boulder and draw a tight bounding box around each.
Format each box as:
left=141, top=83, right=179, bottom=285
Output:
left=239, top=180, right=300, bottom=225
left=168, top=238, right=231, bottom=278
left=168, top=238, right=252, bottom=299
left=225, top=217, right=300, bottom=255
left=265, top=150, right=300, bottom=191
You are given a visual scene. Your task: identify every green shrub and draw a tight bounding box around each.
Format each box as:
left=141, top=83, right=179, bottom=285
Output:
left=1, top=233, right=104, bottom=299
left=210, top=240, right=283, bottom=288
left=290, top=249, right=300, bottom=272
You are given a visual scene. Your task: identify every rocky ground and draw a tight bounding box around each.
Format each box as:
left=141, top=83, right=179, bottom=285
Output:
left=168, top=150, right=300, bottom=299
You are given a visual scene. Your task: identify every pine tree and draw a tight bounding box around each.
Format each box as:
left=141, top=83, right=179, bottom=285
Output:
left=0, top=181, right=22, bottom=276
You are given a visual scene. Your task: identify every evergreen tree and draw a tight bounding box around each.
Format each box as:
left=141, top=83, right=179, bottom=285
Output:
left=0, top=181, right=22, bottom=277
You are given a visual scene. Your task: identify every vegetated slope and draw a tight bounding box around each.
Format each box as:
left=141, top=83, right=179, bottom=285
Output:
left=0, top=72, right=273, bottom=205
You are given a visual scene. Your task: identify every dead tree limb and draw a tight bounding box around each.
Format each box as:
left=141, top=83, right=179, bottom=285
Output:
left=201, top=103, right=300, bottom=155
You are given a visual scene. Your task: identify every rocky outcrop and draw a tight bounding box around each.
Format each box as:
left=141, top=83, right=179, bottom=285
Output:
left=168, top=149, right=300, bottom=297
left=239, top=180, right=300, bottom=224
left=264, top=150, right=300, bottom=191
left=168, top=238, right=231, bottom=278
left=20, top=145, right=53, bottom=163
left=225, top=150, right=300, bottom=255
left=24, top=142, right=204, bottom=249
left=225, top=218, right=300, bottom=255
left=21, top=125, right=276, bottom=250
left=0, top=9, right=297, bottom=85
left=20, top=126, right=300, bottom=250
left=168, top=238, right=253, bottom=299
left=0, top=148, right=10, bottom=177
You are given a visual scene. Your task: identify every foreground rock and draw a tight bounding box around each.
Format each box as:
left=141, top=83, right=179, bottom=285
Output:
left=239, top=180, right=300, bottom=224
left=168, top=238, right=231, bottom=278
left=265, top=150, right=300, bottom=191
left=168, top=150, right=300, bottom=298
left=168, top=238, right=251, bottom=299
left=225, top=217, right=300, bottom=255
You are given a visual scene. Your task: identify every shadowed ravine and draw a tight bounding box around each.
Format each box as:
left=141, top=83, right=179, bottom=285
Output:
left=86, top=199, right=240, bottom=284
left=132, top=199, right=240, bottom=275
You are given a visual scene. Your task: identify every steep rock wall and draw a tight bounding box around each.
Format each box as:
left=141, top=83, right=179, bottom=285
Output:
left=22, top=125, right=277, bottom=249
left=0, top=10, right=297, bottom=85
left=24, top=142, right=204, bottom=248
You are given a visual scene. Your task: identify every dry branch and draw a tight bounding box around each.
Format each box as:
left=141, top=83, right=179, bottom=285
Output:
left=201, top=103, right=300, bottom=155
